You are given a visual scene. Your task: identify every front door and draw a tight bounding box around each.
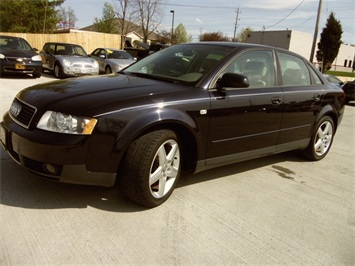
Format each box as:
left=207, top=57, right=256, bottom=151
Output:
left=206, top=49, right=284, bottom=165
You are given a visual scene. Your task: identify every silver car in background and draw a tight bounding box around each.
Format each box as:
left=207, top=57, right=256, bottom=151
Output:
left=40, top=42, right=99, bottom=78
left=90, top=48, right=136, bottom=74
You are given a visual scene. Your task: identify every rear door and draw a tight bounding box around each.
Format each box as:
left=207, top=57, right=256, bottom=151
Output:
left=206, top=49, right=284, bottom=165
left=276, top=51, right=325, bottom=152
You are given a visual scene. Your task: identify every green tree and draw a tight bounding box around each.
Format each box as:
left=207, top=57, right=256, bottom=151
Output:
left=237, top=27, right=253, bottom=43
left=199, top=31, right=230, bottom=42
left=0, top=0, right=64, bottom=33
left=174, top=23, right=188, bottom=44
left=316, top=12, right=343, bottom=72
left=93, top=2, right=118, bottom=33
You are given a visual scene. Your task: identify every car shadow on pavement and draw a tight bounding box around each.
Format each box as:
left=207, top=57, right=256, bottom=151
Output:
left=0, top=148, right=303, bottom=213
left=0, top=72, right=55, bottom=80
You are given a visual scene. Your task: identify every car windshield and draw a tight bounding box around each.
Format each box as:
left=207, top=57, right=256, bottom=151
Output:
left=122, top=44, right=235, bottom=84
left=108, top=50, right=134, bottom=60
left=0, top=36, right=33, bottom=51
left=55, top=44, right=87, bottom=56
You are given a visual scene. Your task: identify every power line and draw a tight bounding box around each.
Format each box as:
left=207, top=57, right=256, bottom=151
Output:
left=263, top=0, right=305, bottom=30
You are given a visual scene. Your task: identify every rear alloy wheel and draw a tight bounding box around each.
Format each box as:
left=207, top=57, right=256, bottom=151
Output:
left=302, top=116, right=334, bottom=161
left=119, top=130, right=181, bottom=207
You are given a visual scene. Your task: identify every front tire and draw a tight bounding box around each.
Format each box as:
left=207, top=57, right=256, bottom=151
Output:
left=54, top=63, right=64, bottom=79
left=301, top=116, right=334, bottom=161
left=119, top=130, right=181, bottom=207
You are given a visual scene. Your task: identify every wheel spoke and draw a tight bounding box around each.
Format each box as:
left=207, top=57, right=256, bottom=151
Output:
left=157, top=177, right=167, bottom=197
left=166, top=143, right=179, bottom=161
left=324, top=122, right=331, bottom=135
left=314, top=139, right=323, bottom=152
left=317, top=127, right=325, bottom=139
left=157, top=145, right=167, bottom=165
left=150, top=166, right=163, bottom=185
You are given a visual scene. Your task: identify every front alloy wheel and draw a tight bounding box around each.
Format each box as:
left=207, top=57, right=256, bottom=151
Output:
left=302, top=116, right=334, bottom=160
left=119, top=130, right=181, bottom=207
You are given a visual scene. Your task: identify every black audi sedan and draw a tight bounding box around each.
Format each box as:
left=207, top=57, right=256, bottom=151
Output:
left=0, top=35, right=42, bottom=78
left=0, top=42, right=345, bottom=207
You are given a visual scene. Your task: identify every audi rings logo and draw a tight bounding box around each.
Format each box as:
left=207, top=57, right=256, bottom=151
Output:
left=10, top=101, right=22, bottom=117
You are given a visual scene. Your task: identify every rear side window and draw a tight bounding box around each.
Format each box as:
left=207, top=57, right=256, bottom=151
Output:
left=278, top=52, right=311, bottom=86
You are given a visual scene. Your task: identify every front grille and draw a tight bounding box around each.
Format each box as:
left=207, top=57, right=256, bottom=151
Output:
left=9, top=98, right=37, bottom=128
left=6, top=57, right=32, bottom=63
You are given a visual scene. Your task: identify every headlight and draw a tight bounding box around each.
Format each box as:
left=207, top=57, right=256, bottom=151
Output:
left=93, top=60, right=99, bottom=67
left=31, top=55, right=42, bottom=61
left=0, top=53, right=5, bottom=59
left=63, top=59, right=71, bottom=66
left=37, top=111, right=97, bottom=135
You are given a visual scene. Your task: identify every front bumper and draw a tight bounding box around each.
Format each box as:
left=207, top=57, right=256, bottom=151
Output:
left=63, top=66, right=99, bottom=76
left=0, top=118, right=116, bottom=187
left=0, top=60, right=42, bottom=75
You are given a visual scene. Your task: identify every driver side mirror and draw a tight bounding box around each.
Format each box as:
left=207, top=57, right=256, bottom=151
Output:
left=217, top=73, right=250, bottom=90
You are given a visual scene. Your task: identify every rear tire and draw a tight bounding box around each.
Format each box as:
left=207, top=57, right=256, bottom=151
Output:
left=105, top=66, right=112, bottom=74
left=301, top=116, right=334, bottom=161
left=32, top=73, right=41, bottom=78
left=119, top=130, right=181, bottom=207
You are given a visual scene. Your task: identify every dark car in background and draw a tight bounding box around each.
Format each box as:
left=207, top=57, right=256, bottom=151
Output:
left=0, top=35, right=42, bottom=78
left=342, top=80, right=355, bottom=104
left=0, top=42, right=345, bottom=207
left=40, top=42, right=99, bottom=78
left=90, top=48, right=136, bottom=74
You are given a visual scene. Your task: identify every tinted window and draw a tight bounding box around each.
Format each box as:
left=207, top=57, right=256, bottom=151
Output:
left=278, top=52, right=311, bottom=86
left=124, top=44, right=234, bottom=84
left=0, top=36, right=32, bottom=51
left=220, top=50, right=275, bottom=87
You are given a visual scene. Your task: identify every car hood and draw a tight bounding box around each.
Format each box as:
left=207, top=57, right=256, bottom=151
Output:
left=107, top=59, right=135, bottom=66
left=0, top=47, right=38, bottom=58
left=17, top=74, right=194, bottom=117
left=56, top=55, right=97, bottom=64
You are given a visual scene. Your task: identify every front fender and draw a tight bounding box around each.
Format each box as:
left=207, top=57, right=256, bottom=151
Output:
left=85, top=106, right=206, bottom=173
left=115, top=107, right=200, bottom=155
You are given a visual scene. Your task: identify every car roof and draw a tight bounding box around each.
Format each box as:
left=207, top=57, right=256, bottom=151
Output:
left=44, top=42, right=82, bottom=46
left=96, top=48, right=126, bottom=51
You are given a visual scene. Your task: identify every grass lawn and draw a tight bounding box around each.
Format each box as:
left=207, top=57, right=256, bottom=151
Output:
left=327, top=70, right=355, bottom=78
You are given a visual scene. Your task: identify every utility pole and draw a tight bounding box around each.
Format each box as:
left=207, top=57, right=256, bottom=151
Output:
left=233, top=7, right=240, bottom=42
left=309, top=0, right=323, bottom=63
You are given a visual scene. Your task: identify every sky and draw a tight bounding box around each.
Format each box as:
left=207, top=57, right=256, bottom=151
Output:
left=62, top=0, right=354, bottom=44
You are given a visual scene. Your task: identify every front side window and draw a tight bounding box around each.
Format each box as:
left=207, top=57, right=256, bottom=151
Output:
left=219, top=50, right=276, bottom=88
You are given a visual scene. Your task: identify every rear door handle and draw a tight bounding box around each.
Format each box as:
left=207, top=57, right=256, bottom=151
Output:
left=313, top=94, right=321, bottom=102
left=271, top=97, right=282, bottom=105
